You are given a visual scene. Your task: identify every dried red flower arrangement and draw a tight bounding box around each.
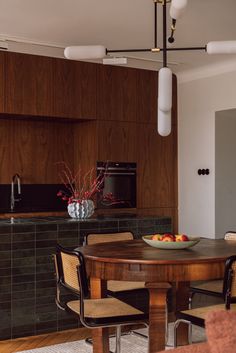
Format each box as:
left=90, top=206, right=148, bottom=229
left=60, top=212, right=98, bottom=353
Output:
left=56, top=162, right=121, bottom=206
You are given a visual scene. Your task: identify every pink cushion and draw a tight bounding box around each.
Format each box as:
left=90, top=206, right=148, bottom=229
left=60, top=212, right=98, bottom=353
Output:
left=205, top=310, right=236, bottom=353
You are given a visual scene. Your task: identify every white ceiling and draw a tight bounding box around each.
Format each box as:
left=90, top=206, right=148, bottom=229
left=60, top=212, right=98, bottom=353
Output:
left=0, top=0, right=236, bottom=74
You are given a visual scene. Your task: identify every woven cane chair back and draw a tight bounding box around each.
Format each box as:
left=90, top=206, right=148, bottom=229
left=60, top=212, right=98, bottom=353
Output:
left=61, top=252, right=80, bottom=291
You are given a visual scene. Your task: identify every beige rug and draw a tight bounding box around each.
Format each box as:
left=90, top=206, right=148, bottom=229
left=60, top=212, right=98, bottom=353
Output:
left=16, top=325, right=206, bottom=352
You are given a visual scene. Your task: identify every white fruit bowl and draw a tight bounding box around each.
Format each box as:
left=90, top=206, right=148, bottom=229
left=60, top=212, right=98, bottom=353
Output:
left=142, top=235, right=200, bottom=250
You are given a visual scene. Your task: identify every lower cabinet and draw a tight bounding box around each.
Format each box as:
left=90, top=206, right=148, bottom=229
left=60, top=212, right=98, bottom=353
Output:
left=0, top=216, right=172, bottom=340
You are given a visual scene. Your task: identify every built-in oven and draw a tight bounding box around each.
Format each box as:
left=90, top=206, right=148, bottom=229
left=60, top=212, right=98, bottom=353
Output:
left=96, top=161, right=137, bottom=209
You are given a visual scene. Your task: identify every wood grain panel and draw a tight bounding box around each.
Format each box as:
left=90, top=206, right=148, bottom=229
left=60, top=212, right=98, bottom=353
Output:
left=73, top=120, right=98, bottom=174
left=0, top=118, right=74, bottom=183
left=136, top=69, right=158, bottom=124
left=97, top=65, right=137, bottom=122
left=0, top=51, right=5, bottom=112
left=0, top=119, right=12, bottom=183
left=30, top=121, right=74, bottom=183
left=97, top=120, right=137, bottom=162
left=5, top=52, right=53, bottom=116
left=137, top=123, right=177, bottom=208
left=53, top=59, right=97, bottom=119
left=78, top=61, right=97, bottom=119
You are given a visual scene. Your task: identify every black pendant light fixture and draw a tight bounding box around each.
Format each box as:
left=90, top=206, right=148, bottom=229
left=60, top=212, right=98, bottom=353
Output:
left=64, top=0, right=236, bottom=136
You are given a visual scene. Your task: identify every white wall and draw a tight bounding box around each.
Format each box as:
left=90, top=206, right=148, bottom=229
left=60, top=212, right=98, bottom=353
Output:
left=215, top=109, right=236, bottom=238
left=178, top=68, right=236, bottom=238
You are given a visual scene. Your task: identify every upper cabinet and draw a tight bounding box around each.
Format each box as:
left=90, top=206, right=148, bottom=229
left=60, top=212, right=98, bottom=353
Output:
left=1, top=51, right=176, bottom=126
left=52, top=58, right=97, bottom=119
left=97, top=65, right=138, bottom=122
left=0, top=52, right=5, bottom=112
left=5, top=52, right=54, bottom=117
left=3, top=52, right=96, bottom=119
left=136, top=69, right=158, bottom=124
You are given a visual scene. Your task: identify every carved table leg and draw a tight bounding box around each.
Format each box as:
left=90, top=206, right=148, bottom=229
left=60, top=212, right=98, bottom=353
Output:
left=90, top=277, right=109, bottom=353
left=146, top=282, right=171, bottom=353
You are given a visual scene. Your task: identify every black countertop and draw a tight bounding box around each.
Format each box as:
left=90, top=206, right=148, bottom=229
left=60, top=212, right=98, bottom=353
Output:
left=0, top=213, right=171, bottom=225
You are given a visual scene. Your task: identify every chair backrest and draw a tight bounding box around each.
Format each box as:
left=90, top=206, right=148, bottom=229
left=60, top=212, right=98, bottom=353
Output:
left=224, top=231, right=236, bottom=240
left=223, top=255, right=236, bottom=308
left=55, top=244, right=89, bottom=298
left=85, top=231, right=134, bottom=245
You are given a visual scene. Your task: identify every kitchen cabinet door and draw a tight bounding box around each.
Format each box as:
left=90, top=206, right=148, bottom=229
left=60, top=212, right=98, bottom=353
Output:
left=53, top=58, right=97, bottom=119
left=137, top=122, right=177, bottom=208
left=97, top=65, right=137, bottom=122
left=136, top=69, right=158, bottom=124
left=5, top=52, right=53, bottom=117
left=0, top=51, right=5, bottom=112
left=97, top=120, right=137, bottom=162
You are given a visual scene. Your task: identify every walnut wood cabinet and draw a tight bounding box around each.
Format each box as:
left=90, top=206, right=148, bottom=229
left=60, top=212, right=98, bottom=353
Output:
left=137, top=122, right=177, bottom=208
left=3, top=52, right=97, bottom=119
left=97, top=65, right=137, bottom=122
left=97, top=120, right=137, bottom=162
left=0, top=52, right=5, bottom=112
left=0, top=51, right=178, bottom=228
left=136, top=69, right=158, bottom=124
left=52, top=58, right=97, bottom=119
left=5, top=52, right=54, bottom=117
left=0, top=118, right=74, bottom=184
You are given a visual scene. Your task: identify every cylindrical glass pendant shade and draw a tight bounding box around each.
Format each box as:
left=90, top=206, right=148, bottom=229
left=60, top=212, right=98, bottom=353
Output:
left=158, top=67, right=172, bottom=112
left=64, top=45, right=106, bottom=60
left=157, top=109, right=171, bottom=137
left=170, top=0, right=188, bottom=20
left=206, top=41, right=236, bottom=54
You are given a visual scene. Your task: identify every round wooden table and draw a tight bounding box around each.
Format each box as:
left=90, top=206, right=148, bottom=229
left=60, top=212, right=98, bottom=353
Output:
left=80, top=238, right=236, bottom=353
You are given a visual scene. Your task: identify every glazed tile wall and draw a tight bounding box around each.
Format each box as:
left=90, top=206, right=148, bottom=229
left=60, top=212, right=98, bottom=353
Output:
left=0, top=216, right=171, bottom=340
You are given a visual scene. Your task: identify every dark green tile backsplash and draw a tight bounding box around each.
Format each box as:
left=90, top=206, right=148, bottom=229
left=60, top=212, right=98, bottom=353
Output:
left=0, top=214, right=172, bottom=340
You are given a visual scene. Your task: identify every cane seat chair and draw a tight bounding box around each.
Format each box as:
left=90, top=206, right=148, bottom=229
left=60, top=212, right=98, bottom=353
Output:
left=189, top=231, right=236, bottom=307
left=85, top=232, right=146, bottom=294
left=54, top=244, right=148, bottom=353
left=174, top=255, right=236, bottom=347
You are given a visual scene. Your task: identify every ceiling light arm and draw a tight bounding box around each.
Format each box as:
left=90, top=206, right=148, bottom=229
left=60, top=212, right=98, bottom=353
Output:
left=106, top=46, right=206, bottom=56
left=106, top=48, right=152, bottom=54
left=168, top=19, right=176, bottom=44
left=166, top=46, right=206, bottom=51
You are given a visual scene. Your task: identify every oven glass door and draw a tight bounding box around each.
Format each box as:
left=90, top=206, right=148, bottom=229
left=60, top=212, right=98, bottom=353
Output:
left=97, top=172, right=136, bottom=209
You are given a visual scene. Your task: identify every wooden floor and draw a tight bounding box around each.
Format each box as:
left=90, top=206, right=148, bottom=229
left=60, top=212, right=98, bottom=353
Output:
left=0, top=328, right=91, bottom=353
left=0, top=324, right=144, bottom=353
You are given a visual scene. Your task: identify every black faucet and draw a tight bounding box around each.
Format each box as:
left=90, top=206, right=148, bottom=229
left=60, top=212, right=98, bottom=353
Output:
left=10, top=174, right=21, bottom=212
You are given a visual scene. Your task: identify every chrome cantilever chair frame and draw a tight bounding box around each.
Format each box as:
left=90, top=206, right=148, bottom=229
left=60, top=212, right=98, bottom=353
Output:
left=189, top=231, right=236, bottom=309
left=173, top=255, right=236, bottom=347
left=84, top=232, right=152, bottom=341
left=84, top=231, right=173, bottom=346
left=54, top=244, right=149, bottom=353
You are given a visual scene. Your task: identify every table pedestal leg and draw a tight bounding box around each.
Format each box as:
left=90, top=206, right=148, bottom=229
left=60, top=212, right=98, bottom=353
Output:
left=146, top=282, right=171, bottom=353
left=172, top=281, right=190, bottom=346
left=90, top=277, right=109, bottom=353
